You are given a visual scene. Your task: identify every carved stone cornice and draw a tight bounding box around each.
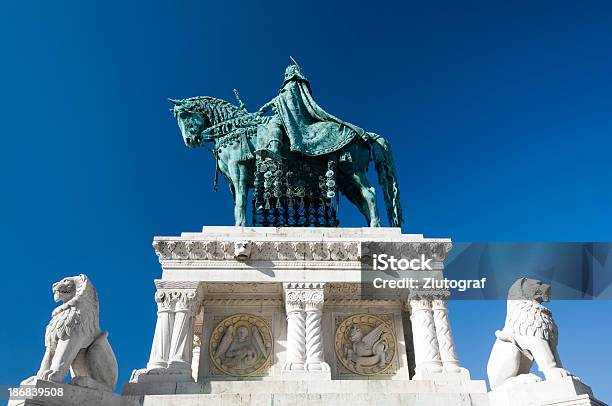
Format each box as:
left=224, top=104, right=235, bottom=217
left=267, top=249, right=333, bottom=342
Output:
left=326, top=298, right=401, bottom=306
left=202, top=298, right=282, bottom=306
left=152, top=239, right=452, bottom=264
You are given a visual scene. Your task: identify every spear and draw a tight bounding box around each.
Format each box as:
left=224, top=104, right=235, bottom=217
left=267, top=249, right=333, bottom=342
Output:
left=290, top=56, right=302, bottom=72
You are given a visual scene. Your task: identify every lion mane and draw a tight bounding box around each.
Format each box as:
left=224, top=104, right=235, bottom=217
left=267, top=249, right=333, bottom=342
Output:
left=503, top=299, right=558, bottom=346
left=45, top=275, right=99, bottom=347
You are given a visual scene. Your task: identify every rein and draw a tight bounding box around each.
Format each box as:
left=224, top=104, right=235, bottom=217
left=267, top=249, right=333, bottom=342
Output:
left=189, top=99, right=261, bottom=191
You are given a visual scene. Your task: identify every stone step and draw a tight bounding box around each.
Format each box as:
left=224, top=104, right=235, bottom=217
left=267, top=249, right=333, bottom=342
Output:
left=123, top=377, right=488, bottom=397
left=139, top=392, right=490, bottom=406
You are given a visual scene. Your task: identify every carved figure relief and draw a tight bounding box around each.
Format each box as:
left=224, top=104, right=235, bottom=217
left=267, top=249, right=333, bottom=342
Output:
left=209, top=314, right=272, bottom=376
left=334, top=314, right=396, bottom=375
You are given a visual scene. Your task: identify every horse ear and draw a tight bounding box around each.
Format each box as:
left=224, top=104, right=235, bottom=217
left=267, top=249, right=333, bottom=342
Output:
left=168, top=98, right=182, bottom=106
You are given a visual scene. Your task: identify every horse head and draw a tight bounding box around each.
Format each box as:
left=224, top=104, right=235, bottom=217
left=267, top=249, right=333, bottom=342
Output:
left=170, top=96, right=257, bottom=149
left=169, top=98, right=211, bottom=148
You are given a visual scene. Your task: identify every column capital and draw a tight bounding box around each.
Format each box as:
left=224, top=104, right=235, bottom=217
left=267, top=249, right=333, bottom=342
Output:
left=283, top=282, right=326, bottom=312
left=406, top=289, right=450, bottom=312
left=153, top=280, right=204, bottom=314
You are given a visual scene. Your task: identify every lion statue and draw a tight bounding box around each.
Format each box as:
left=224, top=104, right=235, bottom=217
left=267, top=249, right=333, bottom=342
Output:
left=487, top=277, right=575, bottom=390
left=21, top=274, right=118, bottom=392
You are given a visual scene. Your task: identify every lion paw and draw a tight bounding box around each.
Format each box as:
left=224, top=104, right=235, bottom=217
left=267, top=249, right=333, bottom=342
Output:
left=543, top=367, right=573, bottom=380
left=40, top=369, right=64, bottom=383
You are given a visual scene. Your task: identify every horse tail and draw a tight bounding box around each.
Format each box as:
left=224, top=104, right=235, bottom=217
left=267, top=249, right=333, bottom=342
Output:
left=370, top=133, right=403, bottom=227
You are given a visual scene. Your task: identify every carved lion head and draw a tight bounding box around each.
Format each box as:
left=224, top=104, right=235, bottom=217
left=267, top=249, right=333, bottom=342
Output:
left=52, top=276, right=78, bottom=303
left=52, top=274, right=97, bottom=305
left=234, top=240, right=252, bottom=260
left=508, top=277, right=552, bottom=303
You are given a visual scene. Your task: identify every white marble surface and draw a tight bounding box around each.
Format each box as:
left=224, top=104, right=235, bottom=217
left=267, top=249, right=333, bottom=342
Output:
left=488, top=376, right=605, bottom=406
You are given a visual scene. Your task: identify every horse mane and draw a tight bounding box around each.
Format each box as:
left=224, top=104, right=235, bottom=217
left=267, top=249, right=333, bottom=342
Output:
left=183, top=96, right=244, bottom=126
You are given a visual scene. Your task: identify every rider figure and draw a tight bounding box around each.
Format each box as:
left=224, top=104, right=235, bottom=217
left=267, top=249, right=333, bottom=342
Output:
left=256, top=64, right=367, bottom=160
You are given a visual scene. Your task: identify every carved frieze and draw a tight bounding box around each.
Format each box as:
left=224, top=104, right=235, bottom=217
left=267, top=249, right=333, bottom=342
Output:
left=153, top=239, right=451, bottom=263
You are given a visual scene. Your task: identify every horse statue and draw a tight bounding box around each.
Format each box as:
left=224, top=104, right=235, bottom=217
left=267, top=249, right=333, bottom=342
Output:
left=169, top=94, right=402, bottom=228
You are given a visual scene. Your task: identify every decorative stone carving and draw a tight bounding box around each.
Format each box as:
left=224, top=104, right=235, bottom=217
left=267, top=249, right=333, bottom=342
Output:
left=21, top=274, right=118, bottom=392
left=191, top=329, right=202, bottom=381
left=205, top=282, right=281, bottom=295
left=329, top=242, right=347, bottom=260
left=487, top=277, right=574, bottom=390
left=310, top=242, right=331, bottom=260
left=303, top=287, right=329, bottom=372
left=208, top=314, right=273, bottom=376
left=408, top=293, right=443, bottom=375
left=431, top=293, right=462, bottom=373
left=282, top=282, right=330, bottom=374
left=152, top=240, right=172, bottom=260
left=187, top=241, right=207, bottom=259
left=283, top=286, right=307, bottom=372
left=334, top=314, right=396, bottom=376
left=292, top=241, right=308, bottom=259
left=233, top=240, right=252, bottom=260
left=152, top=238, right=453, bottom=264
left=253, top=241, right=277, bottom=260
left=130, top=281, right=203, bottom=383
left=170, top=241, right=189, bottom=259
left=326, top=283, right=362, bottom=298
left=275, top=241, right=296, bottom=260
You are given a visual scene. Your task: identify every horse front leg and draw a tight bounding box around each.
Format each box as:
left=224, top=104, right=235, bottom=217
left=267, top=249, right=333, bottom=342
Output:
left=229, top=163, right=249, bottom=227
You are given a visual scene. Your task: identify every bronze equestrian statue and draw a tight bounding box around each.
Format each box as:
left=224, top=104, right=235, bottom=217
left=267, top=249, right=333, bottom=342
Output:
left=170, top=63, right=403, bottom=228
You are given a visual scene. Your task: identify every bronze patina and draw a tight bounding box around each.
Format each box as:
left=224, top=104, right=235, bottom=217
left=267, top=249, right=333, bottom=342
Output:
left=170, top=62, right=403, bottom=228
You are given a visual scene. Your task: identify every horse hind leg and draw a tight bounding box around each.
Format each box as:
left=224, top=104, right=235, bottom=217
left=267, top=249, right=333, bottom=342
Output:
left=351, top=171, right=381, bottom=227
left=340, top=182, right=371, bottom=226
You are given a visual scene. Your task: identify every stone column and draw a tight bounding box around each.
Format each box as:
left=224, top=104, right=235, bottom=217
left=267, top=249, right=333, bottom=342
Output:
left=432, top=295, right=461, bottom=372
left=283, top=285, right=306, bottom=372
left=168, top=290, right=201, bottom=371
left=304, top=284, right=330, bottom=372
left=282, top=282, right=330, bottom=379
left=409, top=294, right=443, bottom=377
left=130, top=281, right=203, bottom=384
left=146, top=291, right=175, bottom=369
left=191, top=329, right=202, bottom=381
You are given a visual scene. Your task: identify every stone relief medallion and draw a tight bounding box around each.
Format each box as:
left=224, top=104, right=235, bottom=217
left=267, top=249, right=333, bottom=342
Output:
left=208, top=314, right=273, bottom=376
left=334, top=314, right=396, bottom=376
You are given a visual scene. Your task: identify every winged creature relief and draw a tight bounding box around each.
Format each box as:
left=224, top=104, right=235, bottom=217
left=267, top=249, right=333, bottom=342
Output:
left=335, top=314, right=396, bottom=376
left=345, top=323, right=388, bottom=368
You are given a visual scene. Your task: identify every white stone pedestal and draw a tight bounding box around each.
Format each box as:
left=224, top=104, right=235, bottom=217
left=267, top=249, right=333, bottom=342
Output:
left=125, top=379, right=490, bottom=405
left=488, top=377, right=606, bottom=406
left=121, top=226, right=489, bottom=405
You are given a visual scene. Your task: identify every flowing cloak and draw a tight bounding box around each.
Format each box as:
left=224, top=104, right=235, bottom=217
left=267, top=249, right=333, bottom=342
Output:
left=274, top=79, right=366, bottom=156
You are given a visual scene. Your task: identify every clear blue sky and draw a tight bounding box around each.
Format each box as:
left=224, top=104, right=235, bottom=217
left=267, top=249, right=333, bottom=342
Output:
left=1, top=0, right=610, bottom=402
